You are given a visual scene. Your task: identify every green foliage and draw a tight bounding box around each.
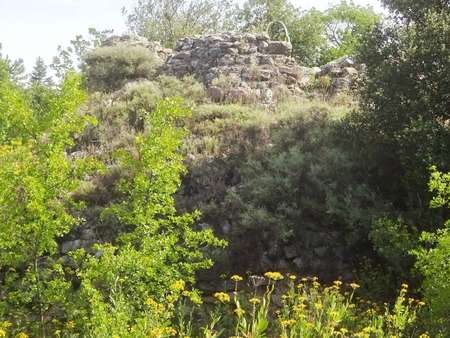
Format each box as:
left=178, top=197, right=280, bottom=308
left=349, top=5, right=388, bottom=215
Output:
left=381, top=0, right=449, bottom=21
left=178, top=97, right=384, bottom=276
left=340, top=5, right=450, bottom=219
left=202, top=275, right=422, bottom=337
left=234, top=0, right=297, bottom=33
left=318, top=1, right=380, bottom=64
left=68, top=98, right=225, bottom=336
left=234, top=0, right=379, bottom=66
left=413, top=168, right=450, bottom=336
left=84, top=45, right=162, bottom=92
left=0, top=43, right=27, bottom=85
left=30, top=56, right=54, bottom=87
left=0, top=72, right=97, bottom=335
left=51, top=28, right=115, bottom=80
left=124, top=0, right=234, bottom=48
left=369, top=217, right=418, bottom=279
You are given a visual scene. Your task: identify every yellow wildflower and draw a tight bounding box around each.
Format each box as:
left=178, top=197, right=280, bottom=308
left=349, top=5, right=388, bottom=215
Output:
left=280, top=319, right=296, bottom=327
left=231, top=275, right=243, bottom=282
left=65, top=320, right=75, bottom=329
left=264, top=272, right=284, bottom=281
left=0, top=329, right=5, bottom=338
left=350, top=283, right=360, bottom=289
left=418, top=301, right=426, bottom=306
left=165, top=327, right=177, bottom=336
left=340, top=327, right=349, bottom=334
left=214, top=292, right=230, bottom=303
left=249, top=297, right=261, bottom=304
left=301, top=277, right=308, bottom=282
left=289, top=275, right=297, bottom=281
left=17, top=333, right=29, bottom=338
left=294, top=304, right=306, bottom=312
left=234, top=308, right=245, bottom=317
left=333, top=280, right=343, bottom=287
left=314, top=302, right=323, bottom=310
left=313, top=281, right=320, bottom=289
left=172, top=279, right=185, bottom=292
left=188, top=291, right=203, bottom=305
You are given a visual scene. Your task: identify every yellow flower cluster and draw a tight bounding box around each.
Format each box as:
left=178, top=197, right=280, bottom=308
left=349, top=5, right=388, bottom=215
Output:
left=234, top=308, right=245, bottom=317
left=148, top=327, right=177, bottom=337
left=214, top=292, right=231, bottom=303
left=280, top=319, right=296, bottom=327
left=230, top=275, right=243, bottom=282
left=264, top=271, right=284, bottom=281
left=171, top=279, right=185, bottom=292
left=350, top=283, right=360, bottom=290
left=145, top=298, right=165, bottom=313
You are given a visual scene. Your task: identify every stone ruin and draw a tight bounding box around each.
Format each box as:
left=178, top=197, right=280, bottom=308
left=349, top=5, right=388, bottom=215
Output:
left=103, top=33, right=361, bottom=105
left=60, top=33, right=361, bottom=259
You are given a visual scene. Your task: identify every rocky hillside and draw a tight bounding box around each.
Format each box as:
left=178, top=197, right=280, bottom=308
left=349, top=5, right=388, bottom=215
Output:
left=63, top=33, right=367, bottom=290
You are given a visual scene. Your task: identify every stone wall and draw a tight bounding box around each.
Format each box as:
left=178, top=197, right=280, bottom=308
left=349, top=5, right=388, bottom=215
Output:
left=100, top=33, right=360, bottom=104
left=164, top=32, right=309, bottom=104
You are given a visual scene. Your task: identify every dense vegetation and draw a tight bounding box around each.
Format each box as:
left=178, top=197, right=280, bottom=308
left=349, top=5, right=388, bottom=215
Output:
left=0, top=0, right=449, bottom=336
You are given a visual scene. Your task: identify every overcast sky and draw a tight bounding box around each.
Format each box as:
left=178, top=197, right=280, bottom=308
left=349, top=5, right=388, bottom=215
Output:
left=0, top=0, right=384, bottom=72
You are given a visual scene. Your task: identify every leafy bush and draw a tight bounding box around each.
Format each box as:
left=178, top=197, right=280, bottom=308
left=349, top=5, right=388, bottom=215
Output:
left=157, top=75, right=206, bottom=104
left=177, top=98, right=385, bottom=277
left=84, top=45, right=162, bottom=92
left=413, top=168, right=450, bottom=336
left=0, top=72, right=99, bottom=336
left=369, top=217, right=418, bottom=279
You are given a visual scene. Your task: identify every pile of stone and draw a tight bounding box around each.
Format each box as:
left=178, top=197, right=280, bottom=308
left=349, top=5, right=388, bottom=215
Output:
left=164, top=32, right=308, bottom=104
left=317, top=56, right=360, bottom=92
left=98, top=33, right=360, bottom=104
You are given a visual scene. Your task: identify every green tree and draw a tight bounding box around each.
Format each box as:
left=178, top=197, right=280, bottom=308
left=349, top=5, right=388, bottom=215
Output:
left=0, top=43, right=27, bottom=85
left=319, top=1, right=380, bottom=64
left=234, top=0, right=379, bottom=66
left=382, top=0, right=449, bottom=21
left=123, top=0, right=234, bottom=47
left=340, top=3, right=450, bottom=214
left=0, top=71, right=97, bottom=336
left=51, top=28, right=115, bottom=80
left=234, top=0, right=297, bottom=33
left=30, top=57, right=53, bottom=86
left=69, top=98, right=225, bottom=336
left=413, top=168, right=450, bottom=336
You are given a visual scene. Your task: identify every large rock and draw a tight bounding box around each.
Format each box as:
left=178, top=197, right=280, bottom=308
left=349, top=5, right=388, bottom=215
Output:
left=266, top=41, right=292, bottom=55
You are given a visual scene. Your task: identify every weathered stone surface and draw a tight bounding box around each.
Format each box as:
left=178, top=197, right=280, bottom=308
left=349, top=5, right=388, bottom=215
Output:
left=208, top=86, right=225, bottom=102
left=293, top=257, right=305, bottom=270
left=266, top=41, right=292, bottom=55
left=101, top=33, right=359, bottom=105
left=61, top=240, right=82, bottom=254
left=164, top=33, right=309, bottom=104
left=284, top=244, right=299, bottom=259
left=317, top=56, right=359, bottom=91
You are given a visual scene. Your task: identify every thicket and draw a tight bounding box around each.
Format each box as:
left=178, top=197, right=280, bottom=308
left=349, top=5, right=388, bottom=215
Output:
left=1, top=0, right=450, bottom=335
left=0, top=63, right=223, bottom=336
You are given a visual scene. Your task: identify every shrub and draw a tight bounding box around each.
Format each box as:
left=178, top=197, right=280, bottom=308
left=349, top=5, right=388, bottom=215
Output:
left=157, top=75, right=206, bottom=104
left=84, top=45, right=162, bottom=92
left=413, top=168, right=450, bottom=336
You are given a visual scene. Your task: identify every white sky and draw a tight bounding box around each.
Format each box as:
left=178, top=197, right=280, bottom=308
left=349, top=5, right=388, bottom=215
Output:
left=0, top=0, right=384, bottom=72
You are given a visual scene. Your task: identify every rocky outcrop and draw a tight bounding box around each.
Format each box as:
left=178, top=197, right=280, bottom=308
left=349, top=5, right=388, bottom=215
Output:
left=100, top=33, right=360, bottom=105
left=164, top=32, right=307, bottom=104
